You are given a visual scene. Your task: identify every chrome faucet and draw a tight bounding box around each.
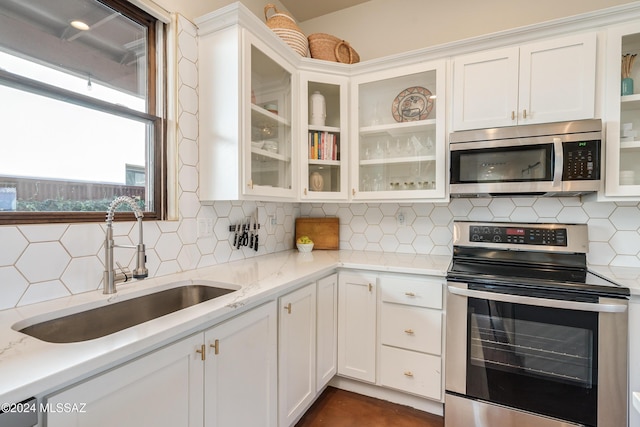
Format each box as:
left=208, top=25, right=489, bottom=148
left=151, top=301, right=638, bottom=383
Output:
left=103, top=196, right=148, bottom=294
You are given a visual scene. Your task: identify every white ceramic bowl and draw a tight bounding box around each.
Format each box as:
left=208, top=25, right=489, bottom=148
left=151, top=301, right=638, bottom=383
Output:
left=296, top=243, right=314, bottom=252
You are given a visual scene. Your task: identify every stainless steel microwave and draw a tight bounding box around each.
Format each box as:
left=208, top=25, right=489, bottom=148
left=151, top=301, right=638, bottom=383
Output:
left=449, top=119, right=602, bottom=197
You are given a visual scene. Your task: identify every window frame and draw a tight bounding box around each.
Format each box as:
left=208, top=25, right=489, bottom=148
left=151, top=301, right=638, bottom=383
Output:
left=0, top=0, right=165, bottom=225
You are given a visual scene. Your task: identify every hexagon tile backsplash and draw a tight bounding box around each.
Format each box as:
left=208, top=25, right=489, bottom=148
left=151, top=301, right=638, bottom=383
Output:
left=2, top=15, right=640, bottom=310
left=0, top=200, right=299, bottom=311
left=299, top=197, right=640, bottom=268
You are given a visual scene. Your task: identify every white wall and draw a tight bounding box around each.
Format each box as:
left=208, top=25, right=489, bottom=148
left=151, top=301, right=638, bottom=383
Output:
left=299, top=0, right=639, bottom=60
left=142, top=0, right=639, bottom=58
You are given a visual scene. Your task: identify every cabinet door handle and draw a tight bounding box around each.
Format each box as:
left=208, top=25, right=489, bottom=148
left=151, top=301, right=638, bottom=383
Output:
left=404, top=328, right=415, bottom=335
left=284, top=302, right=292, bottom=314
left=404, top=292, right=416, bottom=297
left=523, top=109, right=527, bottom=119
left=196, top=344, right=206, bottom=361
left=304, top=188, right=308, bottom=195
left=368, top=283, right=373, bottom=292
left=404, top=371, right=414, bottom=377
left=210, top=339, right=219, bottom=355
left=511, top=110, right=516, bottom=120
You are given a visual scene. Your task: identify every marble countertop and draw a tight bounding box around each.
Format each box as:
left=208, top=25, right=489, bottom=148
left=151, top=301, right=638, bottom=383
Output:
left=1, top=248, right=637, bottom=406
left=0, top=249, right=450, bottom=405
left=589, top=265, right=640, bottom=297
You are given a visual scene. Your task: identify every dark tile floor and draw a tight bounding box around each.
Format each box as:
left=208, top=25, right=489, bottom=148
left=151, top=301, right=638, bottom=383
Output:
left=296, top=387, right=445, bottom=427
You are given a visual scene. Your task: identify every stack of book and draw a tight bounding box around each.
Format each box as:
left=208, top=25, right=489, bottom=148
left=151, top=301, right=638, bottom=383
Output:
left=308, top=131, right=339, bottom=161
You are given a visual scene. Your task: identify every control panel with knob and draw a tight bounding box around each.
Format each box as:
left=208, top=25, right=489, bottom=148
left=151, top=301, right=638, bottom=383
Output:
left=467, top=225, right=567, bottom=246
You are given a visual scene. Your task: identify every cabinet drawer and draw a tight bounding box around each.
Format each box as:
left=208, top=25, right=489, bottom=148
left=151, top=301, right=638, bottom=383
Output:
left=379, top=275, right=443, bottom=309
left=380, top=303, right=442, bottom=355
left=379, top=345, right=441, bottom=401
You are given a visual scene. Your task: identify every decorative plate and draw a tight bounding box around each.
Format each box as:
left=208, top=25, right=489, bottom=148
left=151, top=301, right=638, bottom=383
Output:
left=391, top=86, right=434, bottom=122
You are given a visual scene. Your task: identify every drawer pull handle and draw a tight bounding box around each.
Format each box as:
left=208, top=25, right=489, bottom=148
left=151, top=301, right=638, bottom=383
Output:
left=284, top=302, right=292, bottom=314
left=404, top=292, right=416, bottom=297
left=196, top=344, right=206, bottom=361
left=404, top=371, right=414, bottom=377
left=404, top=329, right=414, bottom=335
left=210, top=339, right=219, bottom=355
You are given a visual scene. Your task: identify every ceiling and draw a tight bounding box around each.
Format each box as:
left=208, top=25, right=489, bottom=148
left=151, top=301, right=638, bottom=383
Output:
left=278, top=0, right=371, bottom=22
left=0, top=0, right=145, bottom=94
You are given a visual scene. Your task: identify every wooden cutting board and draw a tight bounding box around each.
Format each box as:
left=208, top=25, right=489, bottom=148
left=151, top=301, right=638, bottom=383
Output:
left=295, top=217, right=339, bottom=250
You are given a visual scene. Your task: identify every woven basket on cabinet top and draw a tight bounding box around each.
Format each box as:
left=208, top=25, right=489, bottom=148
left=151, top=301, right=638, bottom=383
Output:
left=308, top=33, right=360, bottom=64
left=264, top=3, right=308, bottom=57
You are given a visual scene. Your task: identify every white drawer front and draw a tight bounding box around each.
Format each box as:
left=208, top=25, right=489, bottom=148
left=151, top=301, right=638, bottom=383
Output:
left=379, top=345, right=441, bottom=401
left=381, top=303, right=442, bottom=355
left=379, top=275, right=443, bottom=309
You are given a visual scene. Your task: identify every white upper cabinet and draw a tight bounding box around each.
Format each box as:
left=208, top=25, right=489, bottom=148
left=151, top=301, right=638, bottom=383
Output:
left=604, top=22, right=640, bottom=197
left=453, top=46, right=520, bottom=130
left=198, top=19, right=298, bottom=201
left=453, top=32, right=597, bottom=131
left=350, top=61, right=447, bottom=201
left=299, top=71, right=349, bottom=200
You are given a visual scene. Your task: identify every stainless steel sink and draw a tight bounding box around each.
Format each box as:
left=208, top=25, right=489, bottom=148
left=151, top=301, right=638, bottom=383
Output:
left=18, top=285, right=237, bottom=343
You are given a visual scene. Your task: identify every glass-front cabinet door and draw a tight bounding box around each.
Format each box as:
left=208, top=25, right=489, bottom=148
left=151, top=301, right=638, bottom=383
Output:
left=243, top=32, right=296, bottom=199
left=300, top=71, right=348, bottom=200
left=605, top=22, right=640, bottom=197
left=350, top=61, right=446, bottom=201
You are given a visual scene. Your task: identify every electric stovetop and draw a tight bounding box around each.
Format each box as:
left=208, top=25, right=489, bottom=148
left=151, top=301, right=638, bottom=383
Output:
left=447, top=221, right=630, bottom=299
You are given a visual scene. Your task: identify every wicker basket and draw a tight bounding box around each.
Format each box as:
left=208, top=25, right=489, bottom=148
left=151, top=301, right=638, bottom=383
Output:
left=308, top=33, right=360, bottom=64
left=264, top=4, right=308, bottom=57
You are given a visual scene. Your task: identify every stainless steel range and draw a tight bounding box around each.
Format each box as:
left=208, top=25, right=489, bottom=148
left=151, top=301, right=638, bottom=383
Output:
left=445, top=221, right=630, bottom=427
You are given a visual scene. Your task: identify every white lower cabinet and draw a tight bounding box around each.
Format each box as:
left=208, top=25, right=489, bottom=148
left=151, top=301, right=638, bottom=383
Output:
left=379, top=346, right=441, bottom=400
left=45, top=301, right=277, bottom=427
left=337, top=271, right=377, bottom=383
left=278, top=283, right=317, bottom=427
left=380, top=303, right=442, bottom=355
left=378, top=274, right=443, bottom=401
left=46, top=333, right=205, bottom=427
left=205, top=301, right=278, bottom=427
left=337, top=270, right=444, bottom=403
left=278, top=273, right=338, bottom=427
left=45, top=270, right=444, bottom=427
left=316, top=274, right=338, bottom=391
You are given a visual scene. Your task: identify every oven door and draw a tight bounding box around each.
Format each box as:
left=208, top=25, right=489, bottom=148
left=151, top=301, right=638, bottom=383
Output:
left=445, top=281, right=628, bottom=427
left=449, top=138, right=560, bottom=196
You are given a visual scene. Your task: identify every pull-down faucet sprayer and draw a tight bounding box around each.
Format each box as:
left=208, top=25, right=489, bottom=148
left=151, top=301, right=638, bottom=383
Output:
left=103, top=196, right=148, bottom=294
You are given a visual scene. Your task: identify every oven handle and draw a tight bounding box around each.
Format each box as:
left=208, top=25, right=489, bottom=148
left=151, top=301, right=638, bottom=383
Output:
left=447, top=284, right=627, bottom=313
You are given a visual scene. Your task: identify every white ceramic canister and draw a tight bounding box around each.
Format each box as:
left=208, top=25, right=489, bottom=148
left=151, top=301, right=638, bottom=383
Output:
left=310, top=171, right=324, bottom=191
left=310, top=91, right=326, bottom=126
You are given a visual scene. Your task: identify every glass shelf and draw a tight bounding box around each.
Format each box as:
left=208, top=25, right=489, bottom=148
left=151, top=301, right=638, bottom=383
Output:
left=249, top=41, right=293, bottom=193
left=360, top=155, right=436, bottom=166
left=352, top=64, right=445, bottom=199
left=251, top=146, right=290, bottom=162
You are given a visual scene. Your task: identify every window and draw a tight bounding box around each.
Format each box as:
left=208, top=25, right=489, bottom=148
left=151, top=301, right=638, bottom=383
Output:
left=0, top=0, right=165, bottom=224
